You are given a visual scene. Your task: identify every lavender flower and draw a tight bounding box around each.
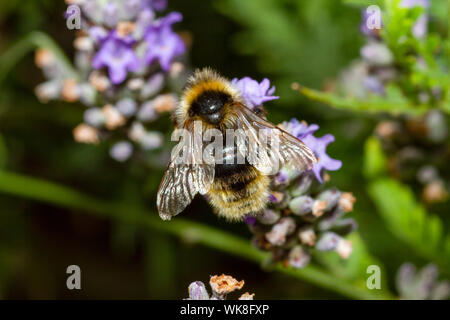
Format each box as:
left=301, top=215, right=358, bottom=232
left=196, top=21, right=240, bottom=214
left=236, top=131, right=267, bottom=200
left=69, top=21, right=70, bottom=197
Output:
left=282, top=119, right=342, bottom=183
left=92, top=31, right=141, bottom=84
left=248, top=171, right=357, bottom=268
left=35, top=0, right=188, bottom=162
left=396, top=263, right=449, bottom=300
left=144, top=12, right=186, bottom=71
left=231, top=77, right=279, bottom=109
left=186, top=274, right=254, bottom=300
left=375, top=111, right=449, bottom=204
left=234, top=92, right=354, bottom=268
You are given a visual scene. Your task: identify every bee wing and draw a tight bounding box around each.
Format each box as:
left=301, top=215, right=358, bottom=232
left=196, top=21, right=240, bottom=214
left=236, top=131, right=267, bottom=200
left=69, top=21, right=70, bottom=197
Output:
left=157, top=123, right=215, bottom=220
left=234, top=103, right=317, bottom=174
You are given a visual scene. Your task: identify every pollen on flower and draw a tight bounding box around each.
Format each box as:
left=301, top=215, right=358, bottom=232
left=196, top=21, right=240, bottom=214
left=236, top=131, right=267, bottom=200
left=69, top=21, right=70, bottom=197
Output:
left=209, top=274, right=244, bottom=296
left=74, top=37, right=94, bottom=51
left=102, top=105, right=126, bottom=130
left=312, top=200, right=327, bottom=217
left=89, top=71, right=111, bottom=92
left=170, top=62, right=185, bottom=78
left=61, top=79, right=79, bottom=102
left=298, top=227, right=316, bottom=247
left=73, top=124, right=99, bottom=144
left=117, top=22, right=136, bottom=37
left=34, top=49, right=54, bottom=68
left=336, top=239, right=353, bottom=259
left=375, top=121, right=399, bottom=139
left=338, top=192, right=356, bottom=213
left=152, top=94, right=177, bottom=113
left=423, top=181, right=448, bottom=204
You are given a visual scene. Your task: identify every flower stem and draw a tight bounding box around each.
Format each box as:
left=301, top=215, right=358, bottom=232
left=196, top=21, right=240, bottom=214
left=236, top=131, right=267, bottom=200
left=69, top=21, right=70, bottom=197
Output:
left=0, top=170, right=394, bottom=300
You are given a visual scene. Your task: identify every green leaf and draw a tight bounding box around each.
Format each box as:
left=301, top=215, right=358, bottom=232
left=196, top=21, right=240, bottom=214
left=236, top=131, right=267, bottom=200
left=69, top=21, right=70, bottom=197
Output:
left=368, top=178, right=450, bottom=271
left=292, top=83, right=429, bottom=115
left=363, top=136, right=387, bottom=179
left=343, top=0, right=382, bottom=6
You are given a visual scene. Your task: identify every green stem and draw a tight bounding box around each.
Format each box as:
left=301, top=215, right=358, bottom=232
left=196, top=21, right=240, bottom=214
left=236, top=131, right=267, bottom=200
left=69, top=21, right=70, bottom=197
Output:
left=291, top=83, right=429, bottom=115
left=0, top=170, right=394, bottom=300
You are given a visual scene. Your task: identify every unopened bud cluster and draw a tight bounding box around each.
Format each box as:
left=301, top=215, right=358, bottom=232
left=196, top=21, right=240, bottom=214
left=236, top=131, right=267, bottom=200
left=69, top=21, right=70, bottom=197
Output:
left=247, top=171, right=357, bottom=269
left=396, top=263, right=449, bottom=300
left=35, top=0, right=188, bottom=161
left=375, top=110, right=449, bottom=204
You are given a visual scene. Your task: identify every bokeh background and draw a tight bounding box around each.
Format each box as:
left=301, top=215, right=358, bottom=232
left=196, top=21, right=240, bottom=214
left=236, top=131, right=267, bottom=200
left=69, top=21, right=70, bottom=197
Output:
left=0, top=0, right=448, bottom=299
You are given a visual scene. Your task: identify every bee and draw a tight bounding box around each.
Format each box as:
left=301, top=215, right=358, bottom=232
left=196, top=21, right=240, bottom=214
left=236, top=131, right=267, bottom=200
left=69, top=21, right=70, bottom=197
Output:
left=157, top=68, right=317, bottom=221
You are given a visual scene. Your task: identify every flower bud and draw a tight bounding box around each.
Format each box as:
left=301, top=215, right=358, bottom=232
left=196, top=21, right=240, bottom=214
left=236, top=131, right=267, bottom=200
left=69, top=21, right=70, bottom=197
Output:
left=289, top=196, right=313, bottom=215
left=317, top=188, right=341, bottom=210
left=290, top=173, right=313, bottom=197
left=84, top=108, right=105, bottom=127
left=315, top=232, right=341, bottom=251
left=256, top=209, right=280, bottom=225
left=188, top=281, right=210, bottom=300
left=110, top=141, right=133, bottom=162
left=331, top=218, right=358, bottom=236
left=102, top=105, right=126, bottom=130
left=423, top=180, right=448, bottom=204
left=338, top=192, right=356, bottom=213
left=298, top=227, right=316, bottom=246
left=336, top=239, right=353, bottom=259
left=312, top=200, right=327, bottom=217
left=288, top=246, right=310, bottom=269
left=360, top=41, right=393, bottom=66
left=265, top=217, right=296, bottom=246
left=73, top=124, right=99, bottom=144
left=116, top=98, right=137, bottom=117
left=268, top=191, right=285, bottom=204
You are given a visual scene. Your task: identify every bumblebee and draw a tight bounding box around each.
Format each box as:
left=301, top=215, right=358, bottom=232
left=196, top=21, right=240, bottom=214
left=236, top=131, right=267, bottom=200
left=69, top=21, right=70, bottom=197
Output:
left=157, top=68, right=316, bottom=221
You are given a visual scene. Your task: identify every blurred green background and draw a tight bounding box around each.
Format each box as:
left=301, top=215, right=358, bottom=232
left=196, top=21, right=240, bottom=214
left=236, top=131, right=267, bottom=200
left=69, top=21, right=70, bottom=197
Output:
left=0, top=0, right=448, bottom=299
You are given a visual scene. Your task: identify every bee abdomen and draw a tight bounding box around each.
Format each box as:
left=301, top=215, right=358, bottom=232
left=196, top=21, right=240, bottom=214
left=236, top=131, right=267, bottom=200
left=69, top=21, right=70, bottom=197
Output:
left=208, top=165, right=270, bottom=221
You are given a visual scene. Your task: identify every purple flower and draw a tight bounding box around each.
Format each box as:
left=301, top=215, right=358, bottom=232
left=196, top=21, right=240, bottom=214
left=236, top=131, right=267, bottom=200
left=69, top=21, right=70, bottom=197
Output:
left=364, top=76, right=385, bottom=95
left=145, top=0, right=168, bottom=11
left=274, top=170, right=289, bottom=185
left=144, top=12, right=186, bottom=71
left=92, top=31, right=141, bottom=84
left=103, top=2, right=119, bottom=27
left=231, top=77, right=279, bottom=109
left=283, top=119, right=342, bottom=183
left=399, top=0, right=429, bottom=8
left=243, top=215, right=256, bottom=225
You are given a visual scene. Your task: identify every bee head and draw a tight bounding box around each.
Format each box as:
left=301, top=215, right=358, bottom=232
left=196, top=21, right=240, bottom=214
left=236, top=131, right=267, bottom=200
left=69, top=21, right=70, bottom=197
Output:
left=176, top=68, right=242, bottom=127
left=189, top=90, right=232, bottom=124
